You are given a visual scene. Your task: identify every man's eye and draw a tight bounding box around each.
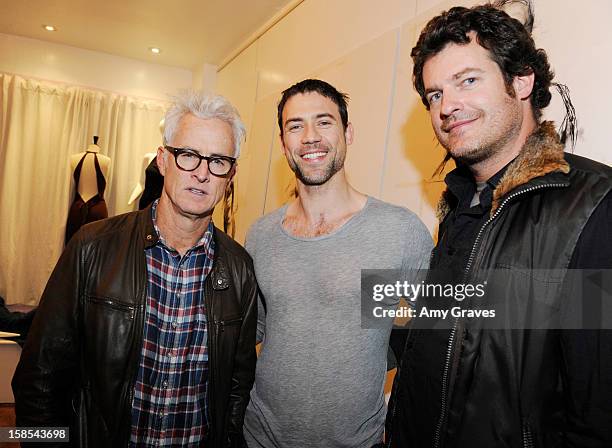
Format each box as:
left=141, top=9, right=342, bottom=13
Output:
left=428, top=92, right=441, bottom=104
left=318, top=120, right=331, bottom=126
left=463, top=77, right=476, bottom=86
left=210, top=158, right=226, bottom=166
left=288, top=124, right=302, bottom=132
left=181, top=152, right=198, bottom=159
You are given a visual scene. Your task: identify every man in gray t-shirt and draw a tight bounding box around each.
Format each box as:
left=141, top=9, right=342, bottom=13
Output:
left=243, top=79, right=432, bottom=448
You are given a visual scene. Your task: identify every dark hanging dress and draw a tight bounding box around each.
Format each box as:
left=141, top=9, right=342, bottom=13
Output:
left=138, top=156, right=163, bottom=210
left=65, top=152, right=108, bottom=244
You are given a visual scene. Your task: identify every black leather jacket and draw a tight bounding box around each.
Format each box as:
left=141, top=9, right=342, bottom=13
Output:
left=12, top=207, right=257, bottom=447
left=387, top=123, right=612, bottom=447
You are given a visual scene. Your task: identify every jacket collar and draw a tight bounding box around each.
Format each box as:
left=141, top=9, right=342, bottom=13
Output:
left=139, top=204, right=231, bottom=290
left=437, top=121, right=570, bottom=220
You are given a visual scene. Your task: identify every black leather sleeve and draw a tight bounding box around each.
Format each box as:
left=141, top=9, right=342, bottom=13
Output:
left=226, top=257, right=258, bottom=447
left=12, top=231, right=84, bottom=447
left=561, top=191, right=612, bottom=447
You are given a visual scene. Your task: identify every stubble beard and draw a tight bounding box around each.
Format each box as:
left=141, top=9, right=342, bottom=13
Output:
left=438, top=97, right=522, bottom=168
left=288, top=147, right=346, bottom=186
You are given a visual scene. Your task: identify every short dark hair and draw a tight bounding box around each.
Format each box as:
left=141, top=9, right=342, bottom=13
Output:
left=277, top=79, right=349, bottom=136
left=412, top=4, right=554, bottom=119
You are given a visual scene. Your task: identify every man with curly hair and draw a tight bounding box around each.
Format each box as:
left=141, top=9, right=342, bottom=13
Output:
left=386, top=3, right=612, bottom=447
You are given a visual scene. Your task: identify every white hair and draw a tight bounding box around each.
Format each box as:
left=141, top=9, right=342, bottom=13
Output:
left=163, top=91, right=246, bottom=157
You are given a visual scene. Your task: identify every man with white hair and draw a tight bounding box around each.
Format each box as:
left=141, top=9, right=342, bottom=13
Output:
left=13, top=92, right=258, bottom=447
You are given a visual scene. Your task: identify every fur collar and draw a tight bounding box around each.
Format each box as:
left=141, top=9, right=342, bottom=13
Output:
left=436, top=121, right=570, bottom=220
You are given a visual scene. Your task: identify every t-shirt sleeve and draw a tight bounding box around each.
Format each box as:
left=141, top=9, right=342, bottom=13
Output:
left=401, top=212, right=434, bottom=281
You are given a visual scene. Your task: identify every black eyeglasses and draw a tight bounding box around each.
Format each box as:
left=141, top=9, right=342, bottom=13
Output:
left=165, top=146, right=236, bottom=176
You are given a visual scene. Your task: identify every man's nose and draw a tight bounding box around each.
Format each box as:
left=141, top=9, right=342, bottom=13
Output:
left=440, top=89, right=463, bottom=119
left=301, top=123, right=322, bottom=144
left=192, top=159, right=211, bottom=182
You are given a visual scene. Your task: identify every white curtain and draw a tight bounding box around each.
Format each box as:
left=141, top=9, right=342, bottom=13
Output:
left=0, top=73, right=169, bottom=305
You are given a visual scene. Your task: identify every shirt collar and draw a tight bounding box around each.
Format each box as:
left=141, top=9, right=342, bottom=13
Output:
left=445, top=159, right=513, bottom=206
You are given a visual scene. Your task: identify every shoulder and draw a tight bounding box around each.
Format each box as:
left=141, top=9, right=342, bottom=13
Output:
left=563, top=152, right=612, bottom=206
left=362, top=197, right=432, bottom=247
left=249, top=207, right=284, bottom=233
left=214, top=228, right=256, bottom=279
left=70, top=152, right=84, bottom=169
left=64, top=210, right=148, bottom=264
left=565, top=152, right=612, bottom=178
left=77, top=209, right=145, bottom=244
left=366, top=197, right=429, bottom=230
left=244, top=207, right=284, bottom=250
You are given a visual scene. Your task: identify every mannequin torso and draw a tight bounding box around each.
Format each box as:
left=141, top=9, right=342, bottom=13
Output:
left=65, top=143, right=111, bottom=244
left=70, top=144, right=111, bottom=203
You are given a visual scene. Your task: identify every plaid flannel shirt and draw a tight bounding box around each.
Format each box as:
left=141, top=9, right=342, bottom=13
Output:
left=130, top=201, right=215, bottom=447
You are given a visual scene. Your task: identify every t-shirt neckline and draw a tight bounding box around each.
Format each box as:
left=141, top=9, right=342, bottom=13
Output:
left=277, top=196, right=372, bottom=242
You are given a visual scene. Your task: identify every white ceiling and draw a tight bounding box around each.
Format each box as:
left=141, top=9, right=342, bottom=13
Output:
left=0, top=0, right=295, bottom=70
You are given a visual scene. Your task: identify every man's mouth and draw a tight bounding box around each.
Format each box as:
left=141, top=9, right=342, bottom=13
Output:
left=300, top=150, right=328, bottom=162
left=187, top=188, right=207, bottom=196
left=442, top=117, right=478, bottom=133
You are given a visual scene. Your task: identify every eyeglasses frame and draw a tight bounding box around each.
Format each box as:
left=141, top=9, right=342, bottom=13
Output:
left=164, top=145, right=236, bottom=176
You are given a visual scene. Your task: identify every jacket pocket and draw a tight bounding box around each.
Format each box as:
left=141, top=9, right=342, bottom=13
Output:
left=215, top=316, right=243, bottom=332
left=86, top=296, right=135, bottom=319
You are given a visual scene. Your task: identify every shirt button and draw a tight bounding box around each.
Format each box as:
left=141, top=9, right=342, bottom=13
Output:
left=162, top=380, right=169, bottom=388
left=146, top=234, right=153, bottom=241
left=171, top=321, right=178, bottom=328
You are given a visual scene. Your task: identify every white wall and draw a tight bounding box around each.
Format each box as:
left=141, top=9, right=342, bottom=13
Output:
left=192, top=62, right=217, bottom=93
left=0, top=33, right=192, bottom=101
left=216, top=0, right=612, bottom=242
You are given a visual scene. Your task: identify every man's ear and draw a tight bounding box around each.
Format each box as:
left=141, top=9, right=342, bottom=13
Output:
left=345, top=122, right=354, bottom=145
left=513, top=71, right=535, bottom=101
left=156, top=145, right=166, bottom=176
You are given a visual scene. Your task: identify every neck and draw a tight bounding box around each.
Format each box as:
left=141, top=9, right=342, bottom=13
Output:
left=155, top=195, right=212, bottom=256
left=289, top=169, right=366, bottom=225
left=469, top=115, right=537, bottom=183
left=87, top=144, right=100, bottom=153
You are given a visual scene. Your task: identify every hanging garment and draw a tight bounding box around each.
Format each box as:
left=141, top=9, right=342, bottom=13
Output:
left=138, top=156, right=163, bottom=210
left=65, top=152, right=108, bottom=244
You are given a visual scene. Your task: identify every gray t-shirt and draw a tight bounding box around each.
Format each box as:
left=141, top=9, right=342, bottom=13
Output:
left=243, top=196, right=433, bottom=448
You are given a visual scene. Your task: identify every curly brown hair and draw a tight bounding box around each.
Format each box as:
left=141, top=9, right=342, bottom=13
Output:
left=412, top=3, right=553, bottom=120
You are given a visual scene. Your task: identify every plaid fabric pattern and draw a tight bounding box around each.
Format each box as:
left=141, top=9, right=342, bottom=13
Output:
left=130, top=201, right=215, bottom=447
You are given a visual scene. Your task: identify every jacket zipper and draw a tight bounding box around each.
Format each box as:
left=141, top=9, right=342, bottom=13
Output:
left=522, top=421, right=535, bottom=448
left=432, top=183, right=567, bottom=448
left=125, top=291, right=146, bottom=447
left=205, top=274, right=217, bottom=441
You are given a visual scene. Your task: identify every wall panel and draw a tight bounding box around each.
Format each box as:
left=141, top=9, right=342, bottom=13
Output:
left=254, top=0, right=415, bottom=100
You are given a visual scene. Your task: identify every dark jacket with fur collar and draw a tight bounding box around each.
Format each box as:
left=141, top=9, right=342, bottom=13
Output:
left=388, top=122, right=612, bottom=447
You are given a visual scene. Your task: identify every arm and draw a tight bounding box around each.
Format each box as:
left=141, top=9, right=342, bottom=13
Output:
left=244, top=228, right=265, bottom=344
left=391, top=214, right=434, bottom=362
left=225, top=259, right=258, bottom=447
left=560, top=191, right=612, bottom=447
left=11, top=234, right=84, bottom=444
left=255, top=292, right=266, bottom=344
